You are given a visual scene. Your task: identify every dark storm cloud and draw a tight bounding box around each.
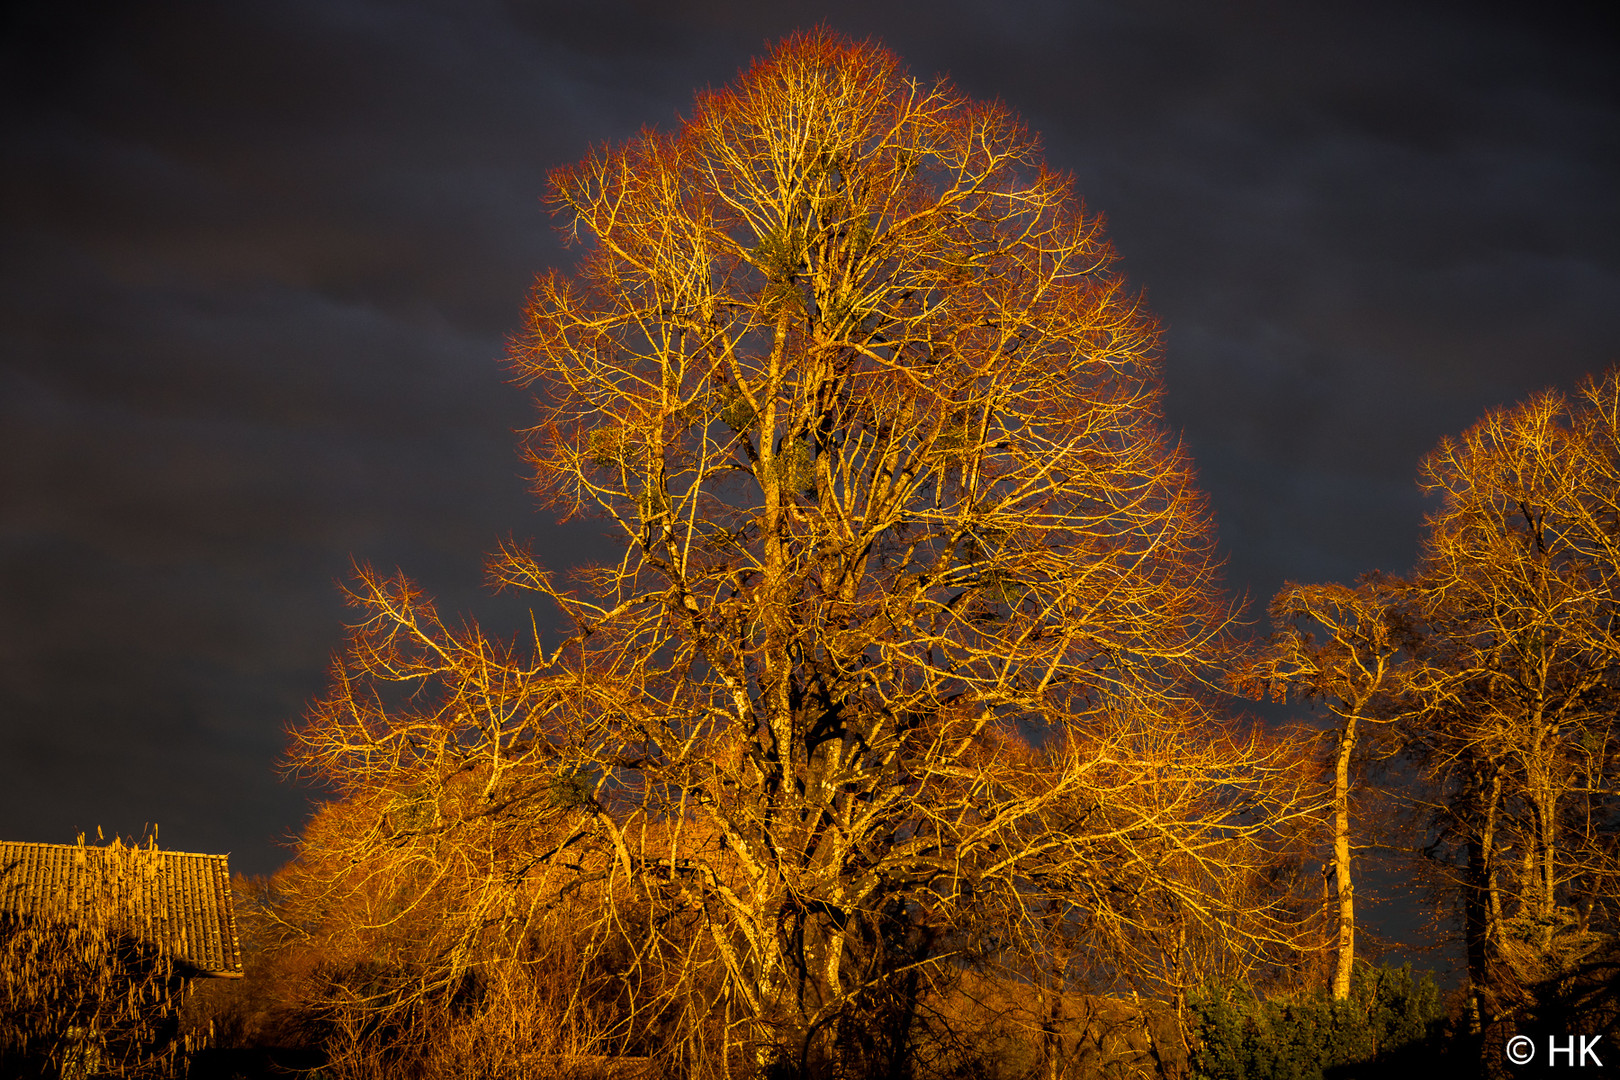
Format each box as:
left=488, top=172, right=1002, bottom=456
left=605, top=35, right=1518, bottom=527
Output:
left=0, top=0, right=608, bottom=869
left=1001, top=3, right=1620, bottom=592
left=2, top=0, right=1616, bottom=876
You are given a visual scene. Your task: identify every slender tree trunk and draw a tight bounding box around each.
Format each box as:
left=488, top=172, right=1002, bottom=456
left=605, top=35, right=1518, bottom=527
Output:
left=1529, top=746, right=1559, bottom=940
left=1517, top=820, right=1538, bottom=918
left=1331, top=713, right=1358, bottom=1000
left=1042, top=953, right=1067, bottom=1080
left=1464, top=831, right=1491, bottom=1032
left=1464, top=764, right=1503, bottom=1030
left=1483, top=770, right=1502, bottom=947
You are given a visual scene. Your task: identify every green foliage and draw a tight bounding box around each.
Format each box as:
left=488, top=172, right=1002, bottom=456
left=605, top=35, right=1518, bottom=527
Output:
left=545, top=768, right=600, bottom=810
left=718, top=387, right=756, bottom=433
left=933, top=412, right=974, bottom=456
left=587, top=424, right=629, bottom=468
left=637, top=480, right=670, bottom=522
left=1188, top=965, right=1442, bottom=1080
left=752, top=224, right=811, bottom=316
left=387, top=787, right=434, bottom=832
left=774, top=436, right=816, bottom=496
left=751, top=223, right=809, bottom=281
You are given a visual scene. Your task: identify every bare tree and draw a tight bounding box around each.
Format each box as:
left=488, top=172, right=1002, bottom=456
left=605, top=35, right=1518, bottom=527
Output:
left=1246, top=574, right=1412, bottom=999
left=288, top=31, right=1311, bottom=1078
left=1403, top=370, right=1620, bottom=1025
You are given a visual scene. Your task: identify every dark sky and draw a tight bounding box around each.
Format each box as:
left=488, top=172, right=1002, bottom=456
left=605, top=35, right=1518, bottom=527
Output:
left=2, top=1, right=1616, bottom=882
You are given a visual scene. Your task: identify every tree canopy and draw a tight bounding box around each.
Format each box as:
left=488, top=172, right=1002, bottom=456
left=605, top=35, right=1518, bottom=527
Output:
left=282, top=31, right=1315, bottom=1078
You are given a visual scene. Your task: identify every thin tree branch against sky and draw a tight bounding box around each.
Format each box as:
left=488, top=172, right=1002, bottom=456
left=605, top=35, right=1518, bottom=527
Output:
left=1, top=1, right=1616, bottom=877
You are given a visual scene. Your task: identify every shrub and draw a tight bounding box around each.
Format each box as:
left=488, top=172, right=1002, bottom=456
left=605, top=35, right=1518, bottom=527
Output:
left=1188, top=965, right=1443, bottom=1080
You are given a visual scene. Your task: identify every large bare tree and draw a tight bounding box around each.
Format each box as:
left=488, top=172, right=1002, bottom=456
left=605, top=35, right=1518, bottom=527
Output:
left=287, top=31, right=1307, bottom=1078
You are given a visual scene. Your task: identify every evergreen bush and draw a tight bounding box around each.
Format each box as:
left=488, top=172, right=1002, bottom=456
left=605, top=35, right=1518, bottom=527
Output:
left=1188, top=965, right=1443, bottom=1080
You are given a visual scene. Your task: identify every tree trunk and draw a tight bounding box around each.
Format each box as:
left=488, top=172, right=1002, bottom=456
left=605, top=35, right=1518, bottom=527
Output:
left=1483, top=770, right=1502, bottom=948
left=1331, top=713, right=1357, bottom=1000
left=1464, top=765, right=1502, bottom=1030
left=1464, top=831, right=1491, bottom=1032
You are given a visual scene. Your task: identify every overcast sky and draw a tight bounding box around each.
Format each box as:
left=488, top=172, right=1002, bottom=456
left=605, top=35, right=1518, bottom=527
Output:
left=3, top=0, right=1616, bottom=887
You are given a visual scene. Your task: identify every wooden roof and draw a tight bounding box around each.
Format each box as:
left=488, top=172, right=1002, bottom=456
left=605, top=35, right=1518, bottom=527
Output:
left=0, top=840, right=244, bottom=978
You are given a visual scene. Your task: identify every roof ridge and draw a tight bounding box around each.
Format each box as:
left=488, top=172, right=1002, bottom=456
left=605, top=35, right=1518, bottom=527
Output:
left=0, top=840, right=231, bottom=860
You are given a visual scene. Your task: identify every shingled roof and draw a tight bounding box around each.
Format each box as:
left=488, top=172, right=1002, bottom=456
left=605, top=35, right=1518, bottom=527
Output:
left=0, top=840, right=244, bottom=977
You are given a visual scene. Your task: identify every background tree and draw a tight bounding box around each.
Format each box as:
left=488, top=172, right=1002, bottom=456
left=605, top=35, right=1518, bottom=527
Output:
left=1247, top=573, right=1413, bottom=1000
left=1402, top=370, right=1620, bottom=1027
left=288, top=30, right=1306, bottom=1077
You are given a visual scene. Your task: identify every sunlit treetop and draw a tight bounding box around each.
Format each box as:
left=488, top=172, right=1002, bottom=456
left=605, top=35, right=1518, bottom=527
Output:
left=511, top=29, right=1233, bottom=731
